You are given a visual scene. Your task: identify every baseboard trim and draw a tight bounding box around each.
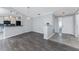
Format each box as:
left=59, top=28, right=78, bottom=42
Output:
left=48, top=33, right=55, bottom=39
left=4, top=31, right=31, bottom=39
left=44, top=33, right=55, bottom=40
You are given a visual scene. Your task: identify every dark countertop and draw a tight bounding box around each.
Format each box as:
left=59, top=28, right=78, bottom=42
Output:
left=0, top=24, right=23, bottom=27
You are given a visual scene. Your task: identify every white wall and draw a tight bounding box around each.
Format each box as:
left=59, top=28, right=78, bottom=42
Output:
left=62, top=16, right=74, bottom=34
left=23, top=17, right=32, bottom=33
left=32, top=16, right=44, bottom=33
left=54, top=16, right=74, bottom=35
left=75, top=14, right=79, bottom=36
left=32, top=14, right=53, bottom=34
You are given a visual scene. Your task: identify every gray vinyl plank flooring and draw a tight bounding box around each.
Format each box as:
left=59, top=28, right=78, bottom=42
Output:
left=0, top=32, right=79, bottom=51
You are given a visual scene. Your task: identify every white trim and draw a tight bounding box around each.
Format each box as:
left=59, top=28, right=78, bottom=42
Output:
left=44, top=33, right=55, bottom=40
left=47, top=33, right=55, bottom=39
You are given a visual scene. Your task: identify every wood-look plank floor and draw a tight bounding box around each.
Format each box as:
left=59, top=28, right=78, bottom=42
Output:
left=0, top=32, right=79, bottom=51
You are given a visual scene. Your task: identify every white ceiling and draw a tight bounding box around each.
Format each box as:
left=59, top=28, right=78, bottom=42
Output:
left=1, top=7, right=79, bottom=17
left=53, top=8, right=78, bottom=16
left=13, top=7, right=28, bottom=16
left=12, top=7, right=78, bottom=17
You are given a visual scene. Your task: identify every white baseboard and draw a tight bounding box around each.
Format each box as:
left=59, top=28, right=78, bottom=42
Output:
left=48, top=33, right=55, bottom=39
left=44, top=33, right=55, bottom=40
